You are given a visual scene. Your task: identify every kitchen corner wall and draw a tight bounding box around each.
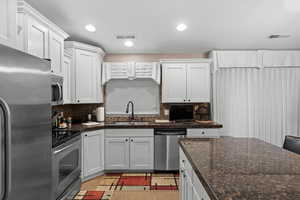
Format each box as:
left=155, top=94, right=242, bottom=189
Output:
left=54, top=53, right=211, bottom=122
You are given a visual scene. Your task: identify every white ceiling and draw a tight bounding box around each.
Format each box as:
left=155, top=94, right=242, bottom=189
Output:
left=26, top=0, right=300, bottom=54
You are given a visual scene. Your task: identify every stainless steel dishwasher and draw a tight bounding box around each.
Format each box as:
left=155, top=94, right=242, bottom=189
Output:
left=154, top=128, right=186, bottom=171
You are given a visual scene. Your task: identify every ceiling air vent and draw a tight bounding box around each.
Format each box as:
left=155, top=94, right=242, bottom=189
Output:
left=116, top=35, right=135, bottom=40
left=269, top=35, right=291, bottom=39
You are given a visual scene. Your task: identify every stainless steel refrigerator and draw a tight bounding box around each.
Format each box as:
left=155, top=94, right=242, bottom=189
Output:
left=0, top=44, right=52, bottom=200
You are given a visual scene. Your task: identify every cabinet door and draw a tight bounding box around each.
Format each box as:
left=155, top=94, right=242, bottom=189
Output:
left=105, top=137, right=130, bottom=170
left=0, top=0, right=16, bottom=48
left=49, top=31, right=64, bottom=74
left=130, top=137, right=154, bottom=170
left=75, top=49, right=97, bottom=103
left=63, top=55, right=72, bottom=104
left=180, top=169, right=186, bottom=200
left=27, top=17, right=49, bottom=58
left=187, top=129, right=220, bottom=138
left=82, top=131, right=104, bottom=178
left=185, top=173, right=194, bottom=200
left=186, top=63, right=210, bottom=102
left=162, top=63, right=187, bottom=103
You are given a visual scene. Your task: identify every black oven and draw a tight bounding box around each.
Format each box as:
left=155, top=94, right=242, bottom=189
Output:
left=51, top=75, right=64, bottom=106
left=52, top=132, right=81, bottom=200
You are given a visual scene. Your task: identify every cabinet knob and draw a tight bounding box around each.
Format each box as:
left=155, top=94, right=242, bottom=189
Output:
left=131, top=139, right=133, bottom=142
left=202, top=131, right=205, bottom=135
left=188, top=99, right=191, bottom=102
left=51, top=70, right=54, bottom=73
left=184, top=99, right=186, bottom=102
left=182, top=160, right=185, bottom=163
left=85, top=134, right=87, bottom=137
left=77, top=100, right=80, bottom=103
left=125, top=138, right=129, bottom=142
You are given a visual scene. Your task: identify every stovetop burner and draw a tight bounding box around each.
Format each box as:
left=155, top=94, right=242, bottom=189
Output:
left=52, top=129, right=81, bottom=148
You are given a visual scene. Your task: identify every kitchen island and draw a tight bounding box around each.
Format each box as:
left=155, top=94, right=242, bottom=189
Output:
left=179, top=137, right=300, bottom=200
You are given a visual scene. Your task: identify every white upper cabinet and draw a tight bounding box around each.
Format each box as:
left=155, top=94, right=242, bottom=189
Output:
left=102, top=62, right=160, bottom=84
left=17, top=0, right=69, bottom=75
left=63, top=50, right=72, bottom=104
left=49, top=31, right=64, bottom=74
left=75, top=49, right=97, bottom=103
left=0, top=0, right=17, bottom=48
left=27, top=17, right=48, bottom=58
left=162, top=63, right=187, bottom=103
left=186, top=63, right=210, bottom=102
left=162, top=60, right=211, bottom=103
left=65, top=41, right=105, bottom=104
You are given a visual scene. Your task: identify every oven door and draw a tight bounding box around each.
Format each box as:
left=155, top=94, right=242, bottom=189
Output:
left=52, top=136, right=81, bottom=199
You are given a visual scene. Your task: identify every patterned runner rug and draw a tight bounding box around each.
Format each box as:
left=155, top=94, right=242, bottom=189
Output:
left=74, top=173, right=179, bottom=200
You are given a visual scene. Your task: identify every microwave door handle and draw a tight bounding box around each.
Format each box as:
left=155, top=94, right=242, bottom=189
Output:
left=0, top=98, right=11, bottom=200
left=56, top=83, right=62, bottom=102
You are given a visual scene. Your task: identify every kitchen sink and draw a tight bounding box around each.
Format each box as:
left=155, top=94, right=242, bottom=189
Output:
left=110, top=121, right=151, bottom=126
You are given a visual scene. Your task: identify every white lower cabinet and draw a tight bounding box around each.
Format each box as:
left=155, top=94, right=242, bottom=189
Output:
left=180, top=148, right=211, bottom=200
left=187, top=129, right=220, bottom=138
left=105, top=129, right=154, bottom=170
left=104, top=137, right=130, bottom=170
left=130, top=137, right=154, bottom=169
left=82, top=130, right=104, bottom=179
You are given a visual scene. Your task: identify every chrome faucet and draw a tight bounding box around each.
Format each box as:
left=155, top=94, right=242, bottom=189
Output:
left=126, top=101, right=135, bottom=120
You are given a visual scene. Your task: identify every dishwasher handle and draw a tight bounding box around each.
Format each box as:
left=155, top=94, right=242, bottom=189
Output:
left=154, top=129, right=187, bottom=136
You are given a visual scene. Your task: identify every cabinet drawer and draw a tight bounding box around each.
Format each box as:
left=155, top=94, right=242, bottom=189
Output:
left=187, top=129, right=220, bottom=138
left=105, top=129, right=154, bottom=137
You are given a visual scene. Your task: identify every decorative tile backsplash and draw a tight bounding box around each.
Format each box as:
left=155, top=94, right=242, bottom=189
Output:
left=53, top=102, right=211, bottom=122
left=52, top=104, right=103, bottom=123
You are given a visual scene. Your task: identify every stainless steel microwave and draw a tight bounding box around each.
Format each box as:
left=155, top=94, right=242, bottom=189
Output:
left=51, top=75, right=63, bottom=105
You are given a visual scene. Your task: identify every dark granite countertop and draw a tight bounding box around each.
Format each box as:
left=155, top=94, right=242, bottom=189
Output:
left=66, top=121, right=223, bottom=132
left=179, top=137, right=300, bottom=200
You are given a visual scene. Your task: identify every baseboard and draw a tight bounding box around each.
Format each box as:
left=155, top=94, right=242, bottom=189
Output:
left=81, top=171, right=105, bottom=182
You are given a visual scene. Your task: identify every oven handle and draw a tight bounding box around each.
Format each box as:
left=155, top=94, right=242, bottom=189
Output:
left=54, top=143, right=74, bottom=154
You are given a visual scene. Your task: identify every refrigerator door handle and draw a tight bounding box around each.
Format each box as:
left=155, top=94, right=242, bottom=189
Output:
left=0, top=98, right=11, bottom=200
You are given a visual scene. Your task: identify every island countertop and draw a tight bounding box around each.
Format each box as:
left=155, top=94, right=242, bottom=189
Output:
left=179, top=137, right=300, bottom=200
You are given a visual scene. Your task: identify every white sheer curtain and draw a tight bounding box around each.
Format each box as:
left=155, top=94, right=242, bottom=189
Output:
left=213, top=67, right=300, bottom=147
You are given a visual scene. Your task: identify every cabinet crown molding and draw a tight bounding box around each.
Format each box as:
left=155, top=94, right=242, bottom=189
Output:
left=64, top=41, right=105, bottom=57
left=17, top=0, right=69, bottom=39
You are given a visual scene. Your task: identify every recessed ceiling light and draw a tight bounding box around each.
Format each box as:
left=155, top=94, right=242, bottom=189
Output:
left=269, top=34, right=291, bottom=39
left=176, top=23, right=187, bottom=32
left=124, top=40, right=134, bottom=47
left=85, top=24, right=96, bottom=32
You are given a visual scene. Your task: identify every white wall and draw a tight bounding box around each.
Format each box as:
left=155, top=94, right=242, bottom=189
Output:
left=105, top=79, right=160, bottom=115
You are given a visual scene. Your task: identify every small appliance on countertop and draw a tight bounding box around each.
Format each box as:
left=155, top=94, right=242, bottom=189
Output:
left=95, top=107, right=105, bottom=122
left=169, top=105, right=194, bottom=122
